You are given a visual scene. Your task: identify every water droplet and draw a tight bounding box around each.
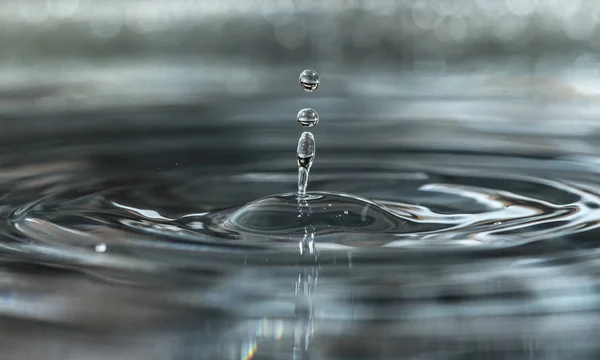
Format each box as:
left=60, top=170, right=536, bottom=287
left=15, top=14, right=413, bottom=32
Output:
left=299, top=69, right=319, bottom=92
left=297, top=108, right=319, bottom=128
left=95, top=243, right=107, bottom=253
left=297, top=132, right=315, bottom=159
left=344, top=210, right=349, bottom=215
left=297, top=132, right=315, bottom=196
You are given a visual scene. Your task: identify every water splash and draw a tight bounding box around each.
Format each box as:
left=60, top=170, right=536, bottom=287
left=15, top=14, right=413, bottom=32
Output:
left=297, top=132, right=315, bottom=197
left=2, top=52, right=600, bottom=358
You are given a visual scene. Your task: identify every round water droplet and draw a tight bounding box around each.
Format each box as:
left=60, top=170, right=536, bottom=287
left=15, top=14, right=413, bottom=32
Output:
left=299, top=69, right=319, bottom=92
left=297, top=108, right=319, bottom=128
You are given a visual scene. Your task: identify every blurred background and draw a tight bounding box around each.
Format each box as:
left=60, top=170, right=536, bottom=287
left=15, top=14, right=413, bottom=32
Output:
left=5, top=0, right=600, bottom=111
left=3, top=0, right=600, bottom=156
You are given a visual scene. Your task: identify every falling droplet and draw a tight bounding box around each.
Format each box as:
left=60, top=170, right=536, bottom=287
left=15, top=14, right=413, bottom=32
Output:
left=299, top=69, right=319, bottom=92
left=297, top=132, right=315, bottom=197
left=297, top=108, right=319, bottom=128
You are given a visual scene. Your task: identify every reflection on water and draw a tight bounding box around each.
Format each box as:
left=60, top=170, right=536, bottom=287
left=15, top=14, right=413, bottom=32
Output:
left=0, top=99, right=600, bottom=358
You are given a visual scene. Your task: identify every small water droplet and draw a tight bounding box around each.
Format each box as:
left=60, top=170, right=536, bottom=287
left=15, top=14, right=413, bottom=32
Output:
left=344, top=210, right=349, bottom=215
left=95, top=243, right=107, bottom=253
left=494, top=221, right=502, bottom=225
left=297, top=108, right=319, bottom=128
left=299, top=69, right=319, bottom=92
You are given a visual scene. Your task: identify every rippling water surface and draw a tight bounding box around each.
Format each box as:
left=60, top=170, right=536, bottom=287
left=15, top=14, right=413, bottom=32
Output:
left=3, top=87, right=600, bottom=359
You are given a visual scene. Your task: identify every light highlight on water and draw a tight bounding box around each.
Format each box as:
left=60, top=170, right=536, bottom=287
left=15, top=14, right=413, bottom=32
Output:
left=95, top=243, right=107, bottom=252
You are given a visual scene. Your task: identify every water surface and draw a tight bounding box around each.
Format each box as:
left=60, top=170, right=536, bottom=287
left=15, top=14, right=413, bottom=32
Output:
left=2, top=88, right=600, bottom=359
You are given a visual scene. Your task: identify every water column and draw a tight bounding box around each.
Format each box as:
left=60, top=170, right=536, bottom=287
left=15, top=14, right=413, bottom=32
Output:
left=297, top=70, right=320, bottom=197
left=293, top=70, right=320, bottom=359
left=293, top=266, right=317, bottom=360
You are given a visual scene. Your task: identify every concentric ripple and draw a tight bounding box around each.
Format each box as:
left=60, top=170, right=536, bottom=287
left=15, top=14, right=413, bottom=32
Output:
left=7, top=159, right=600, bottom=261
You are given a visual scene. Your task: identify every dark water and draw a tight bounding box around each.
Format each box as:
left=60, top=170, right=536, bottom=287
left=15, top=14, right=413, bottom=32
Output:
left=3, top=97, right=600, bottom=359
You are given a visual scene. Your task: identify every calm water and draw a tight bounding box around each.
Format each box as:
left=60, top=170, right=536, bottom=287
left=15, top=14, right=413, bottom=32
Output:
left=2, top=82, right=600, bottom=359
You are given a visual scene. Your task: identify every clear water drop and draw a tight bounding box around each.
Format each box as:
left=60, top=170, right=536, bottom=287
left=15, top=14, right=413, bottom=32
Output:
left=299, top=69, right=319, bottom=92
left=297, top=132, right=315, bottom=196
left=297, top=132, right=315, bottom=160
left=297, top=108, right=319, bottom=128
